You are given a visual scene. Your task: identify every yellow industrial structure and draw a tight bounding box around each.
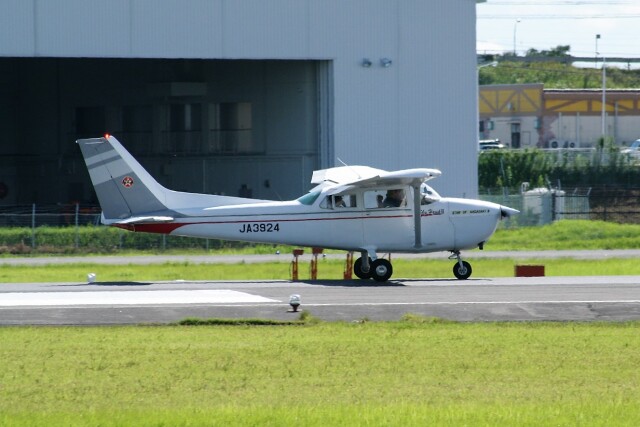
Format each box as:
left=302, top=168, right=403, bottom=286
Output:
left=479, top=84, right=640, bottom=148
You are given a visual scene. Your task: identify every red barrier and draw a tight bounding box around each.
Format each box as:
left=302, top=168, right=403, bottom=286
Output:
left=515, top=265, right=545, bottom=277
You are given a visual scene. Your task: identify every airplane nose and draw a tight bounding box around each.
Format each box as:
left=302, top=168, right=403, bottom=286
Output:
left=500, top=206, right=520, bottom=218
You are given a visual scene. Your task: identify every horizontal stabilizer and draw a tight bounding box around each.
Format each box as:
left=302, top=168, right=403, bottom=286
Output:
left=116, top=216, right=174, bottom=224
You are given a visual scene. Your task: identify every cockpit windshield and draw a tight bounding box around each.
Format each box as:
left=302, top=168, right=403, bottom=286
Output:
left=297, top=190, right=321, bottom=206
left=420, top=183, right=441, bottom=205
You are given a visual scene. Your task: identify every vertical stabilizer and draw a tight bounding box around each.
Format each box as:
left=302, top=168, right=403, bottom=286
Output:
left=77, top=136, right=169, bottom=220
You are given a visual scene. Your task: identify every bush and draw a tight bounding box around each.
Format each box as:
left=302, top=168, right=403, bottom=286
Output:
left=479, top=142, right=640, bottom=191
left=0, top=225, right=259, bottom=254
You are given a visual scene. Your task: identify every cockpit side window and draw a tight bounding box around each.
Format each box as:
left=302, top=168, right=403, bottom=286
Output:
left=321, top=194, right=357, bottom=209
left=364, top=187, right=410, bottom=209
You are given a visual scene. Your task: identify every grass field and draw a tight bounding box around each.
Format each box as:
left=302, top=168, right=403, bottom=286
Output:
left=0, top=257, right=639, bottom=283
left=3, top=220, right=640, bottom=425
left=491, top=220, right=640, bottom=250
left=1, top=320, right=640, bottom=426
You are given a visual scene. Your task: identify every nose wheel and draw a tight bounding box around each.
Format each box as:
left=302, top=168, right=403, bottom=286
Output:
left=450, top=251, right=472, bottom=280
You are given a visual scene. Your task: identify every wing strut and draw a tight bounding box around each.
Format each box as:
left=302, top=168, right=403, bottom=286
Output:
left=412, top=183, right=422, bottom=249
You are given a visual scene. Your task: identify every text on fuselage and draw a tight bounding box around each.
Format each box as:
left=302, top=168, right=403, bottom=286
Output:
left=451, top=209, right=489, bottom=215
left=239, top=223, right=280, bottom=233
left=421, top=208, right=445, bottom=217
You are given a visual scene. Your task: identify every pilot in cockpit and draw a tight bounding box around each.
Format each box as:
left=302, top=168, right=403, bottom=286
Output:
left=383, top=189, right=405, bottom=207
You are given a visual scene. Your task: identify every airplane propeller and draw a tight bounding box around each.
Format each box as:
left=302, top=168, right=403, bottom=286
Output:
left=500, top=206, right=520, bottom=219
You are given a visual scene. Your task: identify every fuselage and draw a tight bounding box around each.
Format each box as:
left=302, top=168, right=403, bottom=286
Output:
left=122, top=186, right=504, bottom=254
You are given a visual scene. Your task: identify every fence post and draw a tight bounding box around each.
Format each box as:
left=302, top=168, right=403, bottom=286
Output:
left=31, top=203, right=36, bottom=249
left=75, top=203, right=79, bottom=249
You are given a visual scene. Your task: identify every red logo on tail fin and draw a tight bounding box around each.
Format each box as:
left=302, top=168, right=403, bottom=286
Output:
left=122, top=176, right=134, bottom=188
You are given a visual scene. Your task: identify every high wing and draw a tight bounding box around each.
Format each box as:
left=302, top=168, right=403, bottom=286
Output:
left=323, top=168, right=442, bottom=196
left=310, top=165, right=385, bottom=186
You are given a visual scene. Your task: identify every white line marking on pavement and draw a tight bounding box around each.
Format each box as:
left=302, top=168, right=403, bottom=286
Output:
left=0, top=290, right=279, bottom=306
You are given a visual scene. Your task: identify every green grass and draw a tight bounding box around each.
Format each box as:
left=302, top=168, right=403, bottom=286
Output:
left=1, top=321, right=640, bottom=426
left=3, top=219, right=640, bottom=255
left=490, top=220, right=640, bottom=250
left=0, top=257, right=638, bottom=283
left=3, top=220, right=640, bottom=425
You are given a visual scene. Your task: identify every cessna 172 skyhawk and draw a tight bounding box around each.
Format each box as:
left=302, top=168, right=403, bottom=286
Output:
left=77, top=135, right=518, bottom=282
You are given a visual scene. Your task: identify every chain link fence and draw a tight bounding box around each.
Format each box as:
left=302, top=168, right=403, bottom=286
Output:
left=0, top=204, right=232, bottom=252
left=481, top=187, right=640, bottom=227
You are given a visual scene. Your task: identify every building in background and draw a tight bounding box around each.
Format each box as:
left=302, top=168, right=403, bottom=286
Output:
left=480, top=84, right=640, bottom=149
left=0, top=0, right=482, bottom=206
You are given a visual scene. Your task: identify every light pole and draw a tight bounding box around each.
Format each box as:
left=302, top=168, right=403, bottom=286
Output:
left=513, top=19, right=521, bottom=55
left=595, top=34, right=600, bottom=67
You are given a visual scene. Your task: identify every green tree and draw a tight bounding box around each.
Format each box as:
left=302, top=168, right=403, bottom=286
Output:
left=479, top=45, right=640, bottom=89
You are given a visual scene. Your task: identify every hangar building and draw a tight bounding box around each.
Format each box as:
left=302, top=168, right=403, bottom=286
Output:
left=0, top=0, right=481, bottom=206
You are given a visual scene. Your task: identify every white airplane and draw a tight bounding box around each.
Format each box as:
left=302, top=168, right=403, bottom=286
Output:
left=77, top=135, right=518, bottom=282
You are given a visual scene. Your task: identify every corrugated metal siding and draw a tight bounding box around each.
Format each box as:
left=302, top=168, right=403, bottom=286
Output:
left=132, top=0, right=222, bottom=58
left=0, top=0, right=479, bottom=197
left=0, top=0, right=35, bottom=55
left=328, top=0, right=478, bottom=197
left=36, top=0, right=131, bottom=57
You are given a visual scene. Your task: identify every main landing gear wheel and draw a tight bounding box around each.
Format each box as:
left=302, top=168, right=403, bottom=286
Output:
left=453, top=260, right=472, bottom=280
left=371, top=258, right=393, bottom=282
left=354, top=257, right=372, bottom=280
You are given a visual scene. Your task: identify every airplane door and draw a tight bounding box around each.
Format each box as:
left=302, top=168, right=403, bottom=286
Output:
left=361, top=188, right=414, bottom=251
left=420, top=200, right=454, bottom=251
left=321, top=193, right=365, bottom=249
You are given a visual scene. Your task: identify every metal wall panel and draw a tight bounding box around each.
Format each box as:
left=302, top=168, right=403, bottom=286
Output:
left=0, top=0, right=34, bottom=55
left=322, top=0, right=479, bottom=197
left=131, top=0, right=222, bottom=58
left=222, top=0, right=310, bottom=58
left=35, top=0, right=130, bottom=57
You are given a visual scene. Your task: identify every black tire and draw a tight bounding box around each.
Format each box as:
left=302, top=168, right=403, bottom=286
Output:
left=354, top=257, right=372, bottom=280
left=371, top=258, right=393, bottom=282
left=452, top=260, right=472, bottom=280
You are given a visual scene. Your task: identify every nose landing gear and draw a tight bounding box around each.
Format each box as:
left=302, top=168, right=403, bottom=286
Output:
left=450, top=251, right=472, bottom=280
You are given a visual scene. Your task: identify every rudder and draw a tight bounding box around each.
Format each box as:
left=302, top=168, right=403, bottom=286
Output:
left=77, top=136, right=169, bottom=221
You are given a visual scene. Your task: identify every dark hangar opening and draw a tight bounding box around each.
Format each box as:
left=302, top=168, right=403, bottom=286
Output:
left=0, top=57, right=332, bottom=206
